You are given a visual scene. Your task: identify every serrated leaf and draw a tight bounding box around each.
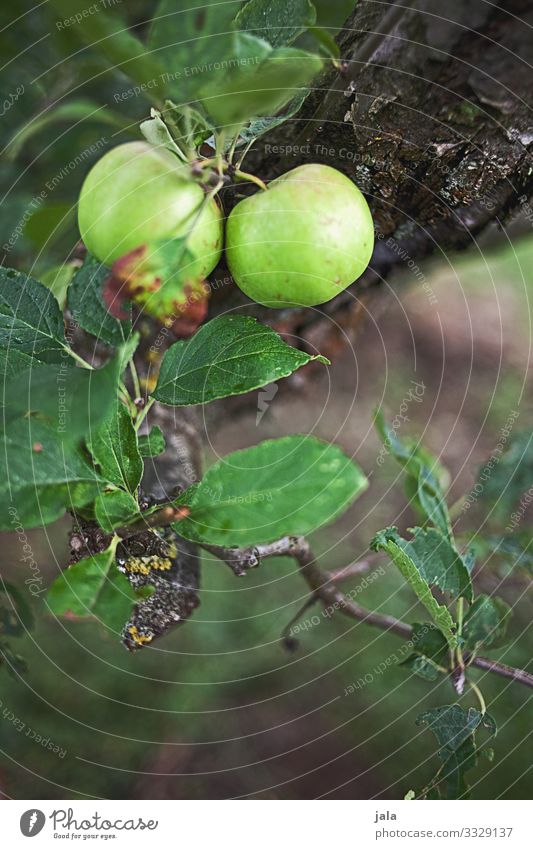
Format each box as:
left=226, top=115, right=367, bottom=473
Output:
left=0, top=266, right=66, bottom=359
left=68, top=254, right=131, bottom=346
left=400, top=621, right=448, bottom=680
left=416, top=704, right=483, bottom=799
left=462, top=594, right=511, bottom=651
left=138, top=426, right=166, bottom=458
left=402, top=654, right=442, bottom=681
left=235, top=0, right=317, bottom=48
left=176, top=435, right=368, bottom=546
left=3, top=353, right=123, bottom=442
left=94, top=490, right=141, bottom=534
left=0, top=347, right=47, bottom=380
left=47, top=542, right=139, bottom=632
left=408, top=527, right=472, bottom=601
left=375, top=409, right=451, bottom=536
left=87, top=403, right=143, bottom=492
left=0, top=418, right=103, bottom=530
left=371, top=527, right=457, bottom=647
left=477, top=430, right=533, bottom=518
left=480, top=533, right=533, bottom=576
left=153, top=315, right=328, bottom=406
left=417, top=704, right=482, bottom=754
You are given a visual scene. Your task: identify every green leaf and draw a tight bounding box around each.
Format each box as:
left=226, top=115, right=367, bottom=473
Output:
left=414, top=466, right=452, bottom=539
left=138, top=426, right=166, bottom=458
left=153, top=315, right=329, bottom=406
left=177, top=435, right=368, bottom=546
left=400, top=621, right=448, bottom=681
left=237, top=90, right=308, bottom=142
left=48, top=0, right=164, bottom=98
left=40, top=263, right=78, bottom=310
left=0, top=267, right=65, bottom=360
left=235, top=0, right=317, bottom=48
left=94, top=490, right=141, bottom=533
left=87, top=403, right=143, bottom=492
left=0, top=348, right=47, bottom=380
left=416, top=705, right=494, bottom=799
left=140, top=109, right=188, bottom=161
left=3, top=354, right=123, bottom=442
left=462, top=594, right=511, bottom=651
left=371, top=527, right=458, bottom=646
left=374, top=409, right=451, bottom=537
left=0, top=418, right=102, bottom=530
left=6, top=99, right=133, bottom=161
left=200, top=41, right=323, bottom=128
left=479, top=532, right=533, bottom=576
left=372, top=526, right=472, bottom=600
left=67, top=254, right=131, bottom=347
left=148, top=0, right=239, bottom=104
left=477, top=430, right=533, bottom=518
left=47, top=542, right=139, bottom=633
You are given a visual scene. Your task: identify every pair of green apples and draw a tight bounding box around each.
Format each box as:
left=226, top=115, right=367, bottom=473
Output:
left=78, top=141, right=374, bottom=310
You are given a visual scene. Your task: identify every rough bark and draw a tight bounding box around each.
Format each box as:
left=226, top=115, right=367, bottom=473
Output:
left=208, top=0, right=533, bottom=359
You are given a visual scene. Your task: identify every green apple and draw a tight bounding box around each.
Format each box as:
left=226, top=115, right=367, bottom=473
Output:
left=225, top=164, right=374, bottom=308
left=77, top=141, right=223, bottom=279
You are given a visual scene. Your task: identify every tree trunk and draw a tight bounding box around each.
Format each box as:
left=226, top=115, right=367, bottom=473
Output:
left=209, top=0, right=533, bottom=357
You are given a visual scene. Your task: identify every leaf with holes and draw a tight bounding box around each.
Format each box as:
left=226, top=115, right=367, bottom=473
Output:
left=415, top=705, right=496, bottom=799
left=371, top=527, right=458, bottom=647
left=462, top=595, right=511, bottom=651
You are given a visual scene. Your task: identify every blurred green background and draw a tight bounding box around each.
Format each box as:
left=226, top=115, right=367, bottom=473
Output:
left=1, top=0, right=532, bottom=800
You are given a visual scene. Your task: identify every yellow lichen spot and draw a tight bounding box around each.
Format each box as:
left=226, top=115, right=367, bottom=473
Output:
left=152, top=557, right=172, bottom=571
left=123, top=557, right=151, bottom=575
left=128, top=626, right=153, bottom=646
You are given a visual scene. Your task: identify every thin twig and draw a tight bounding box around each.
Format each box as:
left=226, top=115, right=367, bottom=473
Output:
left=327, top=554, right=382, bottom=583
left=468, top=655, right=533, bottom=689
left=198, top=535, right=533, bottom=690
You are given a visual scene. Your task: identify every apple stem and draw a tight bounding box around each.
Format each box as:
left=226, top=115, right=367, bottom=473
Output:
left=234, top=170, right=268, bottom=192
